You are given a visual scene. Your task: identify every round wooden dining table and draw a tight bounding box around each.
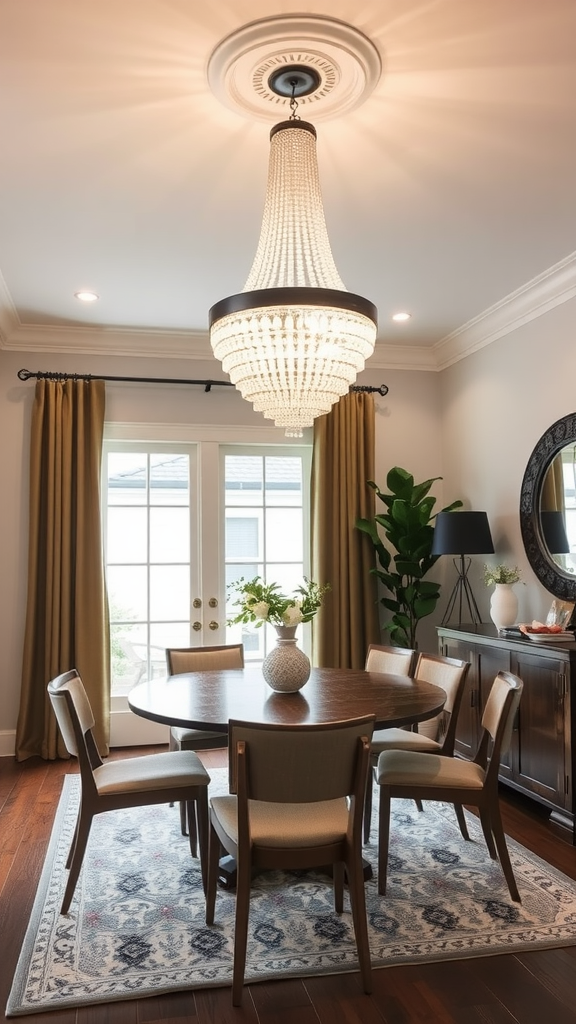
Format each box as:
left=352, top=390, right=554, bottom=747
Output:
left=127, top=664, right=446, bottom=732
left=128, top=665, right=445, bottom=887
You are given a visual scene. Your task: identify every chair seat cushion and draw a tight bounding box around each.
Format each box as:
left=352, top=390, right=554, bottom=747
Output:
left=210, top=794, right=349, bottom=848
left=93, top=749, right=210, bottom=795
left=371, top=727, right=442, bottom=757
left=376, top=749, right=486, bottom=790
left=172, top=727, right=226, bottom=744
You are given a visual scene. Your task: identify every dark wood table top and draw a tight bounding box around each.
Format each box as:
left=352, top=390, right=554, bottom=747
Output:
left=127, top=665, right=446, bottom=732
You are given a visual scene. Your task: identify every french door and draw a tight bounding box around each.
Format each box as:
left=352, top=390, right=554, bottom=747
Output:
left=102, top=428, right=311, bottom=745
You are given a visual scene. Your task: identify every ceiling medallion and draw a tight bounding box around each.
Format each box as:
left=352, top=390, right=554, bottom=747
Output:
left=207, top=14, right=382, bottom=122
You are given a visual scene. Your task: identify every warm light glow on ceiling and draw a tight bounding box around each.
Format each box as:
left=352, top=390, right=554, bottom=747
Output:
left=392, top=311, right=411, bottom=322
left=74, top=290, right=99, bottom=302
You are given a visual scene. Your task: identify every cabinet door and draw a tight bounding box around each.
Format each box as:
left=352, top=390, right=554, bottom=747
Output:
left=438, top=636, right=477, bottom=759
left=509, top=651, right=567, bottom=809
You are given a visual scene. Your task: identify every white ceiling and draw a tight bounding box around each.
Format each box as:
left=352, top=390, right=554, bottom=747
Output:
left=1, top=0, right=575, bottom=372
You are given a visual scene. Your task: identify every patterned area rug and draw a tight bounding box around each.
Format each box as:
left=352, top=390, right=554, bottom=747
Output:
left=7, top=768, right=576, bottom=1016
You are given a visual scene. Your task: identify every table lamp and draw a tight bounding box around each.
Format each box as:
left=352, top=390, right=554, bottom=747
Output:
left=432, top=510, right=495, bottom=625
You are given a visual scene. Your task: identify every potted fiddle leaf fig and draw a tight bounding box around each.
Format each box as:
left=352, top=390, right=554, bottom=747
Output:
left=356, top=466, right=463, bottom=649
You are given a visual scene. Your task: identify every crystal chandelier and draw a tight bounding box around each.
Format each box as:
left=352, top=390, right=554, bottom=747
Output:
left=209, top=67, right=377, bottom=437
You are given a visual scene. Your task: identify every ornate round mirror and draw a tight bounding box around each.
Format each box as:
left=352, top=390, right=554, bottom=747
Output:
left=520, top=412, right=576, bottom=599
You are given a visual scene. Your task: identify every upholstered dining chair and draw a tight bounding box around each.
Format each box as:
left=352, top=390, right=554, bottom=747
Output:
left=166, top=644, right=244, bottom=841
left=376, top=670, right=524, bottom=902
left=206, top=715, right=375, bottom=1006
left=47, top=669, right=211, bottom=913
left=363, top=649, right=470, bottom=842
left=365, top=643, right=416, bottom=677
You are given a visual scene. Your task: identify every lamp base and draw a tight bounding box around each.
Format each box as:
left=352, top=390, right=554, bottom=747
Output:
left=440, top=555, right=483, bottom=626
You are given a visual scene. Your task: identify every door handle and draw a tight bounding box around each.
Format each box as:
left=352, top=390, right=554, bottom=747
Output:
left=208, top=620, right=219, bottom=631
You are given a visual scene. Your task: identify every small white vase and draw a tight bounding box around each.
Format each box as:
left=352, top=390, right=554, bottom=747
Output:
left=489, top=583, right=519, bottom=630
left=262, top=625, right=311, bottom=693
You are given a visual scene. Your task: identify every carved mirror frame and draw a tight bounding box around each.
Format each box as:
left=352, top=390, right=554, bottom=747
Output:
left=520, top=412, right=576, bottom=600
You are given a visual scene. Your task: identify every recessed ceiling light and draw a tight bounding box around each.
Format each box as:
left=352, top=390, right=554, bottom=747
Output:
left=74, top=290, right=99, bottom=302
left=392, top=311, right=411, bottom=322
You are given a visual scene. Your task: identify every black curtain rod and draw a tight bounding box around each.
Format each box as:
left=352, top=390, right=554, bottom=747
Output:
left=17, top=368, right=233, bottom=392
left=17, top=368, right=389, bottom=397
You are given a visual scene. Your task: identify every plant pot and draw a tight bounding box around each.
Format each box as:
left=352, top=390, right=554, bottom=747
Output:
left=262, top=625, right=311, bottom=692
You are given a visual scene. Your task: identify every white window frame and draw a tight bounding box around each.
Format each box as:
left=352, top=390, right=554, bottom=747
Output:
left=102, top=421, right=312, bottom=745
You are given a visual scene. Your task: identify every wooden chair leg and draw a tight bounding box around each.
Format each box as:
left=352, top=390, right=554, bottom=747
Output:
left=454, top=803, right=471, bottom=841
left=414, top=798, right=424, bottom=812
left=345, top=847, right=372, bottom=994
left=61, top=810, right=93, bottom=914
left=205, top=823, right=221, bottom=925
left=478, top=808, right=498, bottom=859
left=194, top=790, right=209, bottom=895
left=333, top=861, right=345, bottom=914
left=363, top=767, right=374, bottom=844
left=179, top=799, right=189, bottom=838
left=232, top=855, right=252, bottom=1006
left=488, top=802, right=521, bottom=903
left=377, top=786, right=392, bottom=896
left=66, top=812, right=81, bottom=869
left=181, top=799, right=200, bottom=857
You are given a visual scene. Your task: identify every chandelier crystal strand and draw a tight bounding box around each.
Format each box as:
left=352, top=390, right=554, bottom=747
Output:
left=209, top=118, right=377, bottom=437
left=244, top=124, right=345, bottom=291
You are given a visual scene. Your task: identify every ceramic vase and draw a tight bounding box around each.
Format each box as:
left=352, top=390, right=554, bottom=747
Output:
left=262, top=625, right=311, bottom=692
left=489, top=583, right=519, bottom=630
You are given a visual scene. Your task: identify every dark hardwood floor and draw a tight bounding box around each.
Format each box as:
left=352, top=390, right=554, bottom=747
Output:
left=1, top=746, right=576, bottom=1024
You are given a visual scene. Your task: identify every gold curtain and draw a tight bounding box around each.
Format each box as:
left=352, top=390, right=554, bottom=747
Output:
left=15, top=379, right=110, bottom=761
left=311, top=391, right=380, bottom=668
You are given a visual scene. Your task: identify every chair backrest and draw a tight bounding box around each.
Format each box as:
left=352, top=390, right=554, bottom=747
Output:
left=365, top=644, right=415, bottom=676
left=478, top=671, right=524, bottom=778
left=413, top=652, right=470, bottom=750
left=47, top=670, right=103, bottom=787
left=47, top=670, right=95, bottom=756
left=228, top=715, right=375, bottom=804
left=166, top=644, right=244, bottom=675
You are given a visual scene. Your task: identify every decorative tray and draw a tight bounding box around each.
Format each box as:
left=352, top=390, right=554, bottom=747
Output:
left=520, top=630, right=575, bottom=642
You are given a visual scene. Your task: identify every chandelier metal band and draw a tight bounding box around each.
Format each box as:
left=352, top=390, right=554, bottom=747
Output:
left=209, top=287, right=377, bottom=326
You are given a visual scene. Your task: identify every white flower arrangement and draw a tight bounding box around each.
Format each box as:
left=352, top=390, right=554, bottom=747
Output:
left=483, top=563, right=522, bottom=586
left=227, top=576, right=330, bottom=628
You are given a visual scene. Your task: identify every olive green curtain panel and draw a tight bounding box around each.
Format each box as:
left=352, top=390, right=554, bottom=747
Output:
left=311, top=391, right=380, bottom=668
left=16, top=379, right=110, bottom=761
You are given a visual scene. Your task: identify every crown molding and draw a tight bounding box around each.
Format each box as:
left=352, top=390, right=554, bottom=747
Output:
left=367, top=342, right=437, bottom=371
left=0, top=321, right=213, bottom=360
left=0, top=311, right=440, bottom=370
left=0, top=270, right=19, bottom=347
left=2, top=252, right=575, bottom=372
left=434, top=251, right=576, bottom=370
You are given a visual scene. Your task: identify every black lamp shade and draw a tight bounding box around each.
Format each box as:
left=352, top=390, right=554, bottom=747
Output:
left=431, top=511, right=495, bottom=556
left=540, top=510, right=570, bottom=554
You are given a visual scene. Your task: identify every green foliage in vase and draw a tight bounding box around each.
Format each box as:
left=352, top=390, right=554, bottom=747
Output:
left=483, top=563, right=522, bottom=586
left=356, top=466, right=463, bottom=649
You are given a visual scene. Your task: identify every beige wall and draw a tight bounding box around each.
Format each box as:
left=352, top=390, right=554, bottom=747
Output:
left=438, top=295, right=576, bottom=626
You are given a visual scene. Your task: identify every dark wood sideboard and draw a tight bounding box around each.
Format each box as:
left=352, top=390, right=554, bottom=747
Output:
left=437, top=624, right=575, bottom=842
